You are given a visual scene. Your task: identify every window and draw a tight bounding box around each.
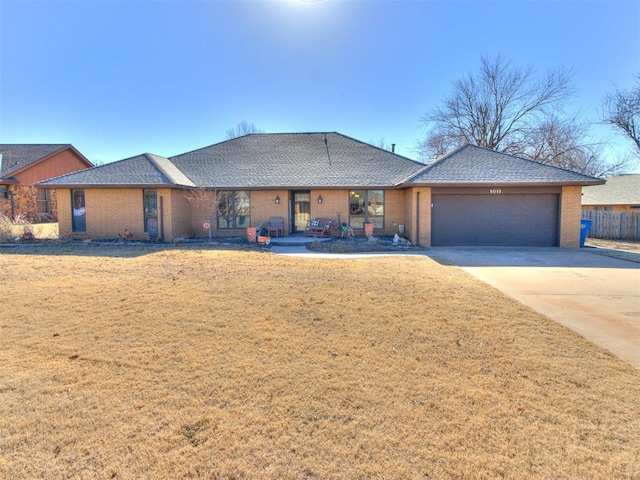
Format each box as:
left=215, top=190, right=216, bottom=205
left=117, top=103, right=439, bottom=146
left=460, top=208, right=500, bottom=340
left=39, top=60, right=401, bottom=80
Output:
left=71, top=189, right=86, bottom=232
left=217, top=191, right=250, bottom=229
left=37, top=188, right=50, bottom=214
left=349, top=190, right=384, bottom=229
left=143, top=189, right=158, bottom=234
left=0, top=185, right=7, bottom=199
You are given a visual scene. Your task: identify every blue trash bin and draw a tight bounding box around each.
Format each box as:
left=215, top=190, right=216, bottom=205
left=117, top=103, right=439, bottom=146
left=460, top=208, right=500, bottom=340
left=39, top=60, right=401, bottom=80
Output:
left=580, top=219, right=593, bottom=247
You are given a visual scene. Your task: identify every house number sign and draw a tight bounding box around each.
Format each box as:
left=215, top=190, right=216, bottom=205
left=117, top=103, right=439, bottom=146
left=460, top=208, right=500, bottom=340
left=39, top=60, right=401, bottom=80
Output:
left=489, top=189, right=502, bottom=194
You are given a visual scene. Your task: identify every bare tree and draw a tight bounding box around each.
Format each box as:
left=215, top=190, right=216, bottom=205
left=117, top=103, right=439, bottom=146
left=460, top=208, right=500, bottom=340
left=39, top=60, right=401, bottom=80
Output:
left=418, top=54, right=573, bottom=158
left=184, top=188, right=251, bottom=234
left=185, top=188, right=219, bottom=225
left=225, top=121, right=264, bottom=140
left=370, top=137, right=391, bottom=151
left=416, top=54, right=633, bottom=175
left=602, top=76, right=640, bottom=156
left=524, top=115, right=626, bottom=177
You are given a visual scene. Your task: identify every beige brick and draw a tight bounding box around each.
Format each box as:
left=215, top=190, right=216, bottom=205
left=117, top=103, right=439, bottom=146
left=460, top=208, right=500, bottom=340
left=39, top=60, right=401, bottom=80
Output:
left=404, top=187, right=431, bottom=246
left=559, top=186, right=582, bottom=247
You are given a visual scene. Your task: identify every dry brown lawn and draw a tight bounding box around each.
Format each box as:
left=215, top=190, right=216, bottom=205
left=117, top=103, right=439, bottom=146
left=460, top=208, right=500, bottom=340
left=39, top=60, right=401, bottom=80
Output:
left=1, top=245, right=638, bottom=479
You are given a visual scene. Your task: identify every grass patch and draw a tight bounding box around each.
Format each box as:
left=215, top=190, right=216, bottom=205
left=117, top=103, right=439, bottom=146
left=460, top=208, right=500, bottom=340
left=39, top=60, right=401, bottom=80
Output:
left=0, top=246, right=638, bottom=479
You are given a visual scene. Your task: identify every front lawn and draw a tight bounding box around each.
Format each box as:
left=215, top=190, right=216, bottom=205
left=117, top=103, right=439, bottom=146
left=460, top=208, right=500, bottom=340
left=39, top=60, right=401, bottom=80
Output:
left=1, top=246, right=638, bottom=479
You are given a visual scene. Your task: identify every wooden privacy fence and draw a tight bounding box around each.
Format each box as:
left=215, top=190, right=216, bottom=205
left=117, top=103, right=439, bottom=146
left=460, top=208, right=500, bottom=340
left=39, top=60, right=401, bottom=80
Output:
left=581, top=210, right=640, bottom=240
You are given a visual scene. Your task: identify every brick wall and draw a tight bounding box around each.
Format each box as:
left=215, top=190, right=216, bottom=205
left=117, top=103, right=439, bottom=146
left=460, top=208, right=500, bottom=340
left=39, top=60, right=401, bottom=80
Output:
left=86, top=189, right=145, bottom=239
left=310, top=190, right=347, bottom=233
left=559, top=185, right=582, bottom=247
left=312, top=189, right=408, bottom=235
left=251, top=190, right=290, bottom=234
left=1, top=185, right=59, bottom=222
left=404, top=187, right=431, bottom=246
left=57, top=189, right=72, bottom=237
left=163, top=189, right=193, bottom=240
left=384, top=190, right=406, bottom=234
left=56, top=188, right=201, bottom=242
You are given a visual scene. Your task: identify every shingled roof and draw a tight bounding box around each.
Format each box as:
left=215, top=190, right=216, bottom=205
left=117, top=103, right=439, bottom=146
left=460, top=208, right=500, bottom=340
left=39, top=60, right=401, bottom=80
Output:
left=40, top=153, right=195, bottom=187
left=582, top=174, right=640, bottom=206
left=404, top=144, right=604, bottom=187
left=38, top=136, right=604, bottom=189
left=170, top=132, right=423, bottom=188
left=0, top=144, right=92, bottom=179
left=40, top=133, right=424, bottom=188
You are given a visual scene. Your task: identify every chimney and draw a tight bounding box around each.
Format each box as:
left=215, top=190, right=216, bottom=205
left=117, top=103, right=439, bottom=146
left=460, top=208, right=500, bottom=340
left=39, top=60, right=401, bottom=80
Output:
left=391, top=143, right=396, bottom=153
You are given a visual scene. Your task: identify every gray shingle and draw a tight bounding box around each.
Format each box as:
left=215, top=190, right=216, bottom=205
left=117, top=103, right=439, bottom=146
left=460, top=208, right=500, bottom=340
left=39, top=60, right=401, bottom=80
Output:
left=36, top=137, right=605, bottom=190
left=39, top=133, right=424, bottom=188
left=0, top=144, right=70, bottom=178
left=405, top=144, right=604, bottom=185
left=40, top=153, right=183, bottom=186
left=582, top=174, right=640, bottom=205
left=170, top=132, right=424, bottom=188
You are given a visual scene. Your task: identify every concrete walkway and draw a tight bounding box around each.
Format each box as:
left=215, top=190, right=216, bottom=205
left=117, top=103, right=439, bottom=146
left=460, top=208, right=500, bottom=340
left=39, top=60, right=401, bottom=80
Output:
left=428, top=247, right=640, bottom=367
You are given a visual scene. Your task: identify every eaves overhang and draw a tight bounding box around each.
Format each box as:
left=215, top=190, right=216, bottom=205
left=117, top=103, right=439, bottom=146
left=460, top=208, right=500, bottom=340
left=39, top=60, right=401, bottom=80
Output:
left=398, top=179, right=606, bottom=188
left=190, top=183, right=403, bottom=190
left=36, top=183, right=192, bottom=190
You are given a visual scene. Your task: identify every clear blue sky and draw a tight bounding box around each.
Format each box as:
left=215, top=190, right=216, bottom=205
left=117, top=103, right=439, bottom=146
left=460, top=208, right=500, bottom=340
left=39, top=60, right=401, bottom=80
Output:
left=1, top=0, right=638, bottom=165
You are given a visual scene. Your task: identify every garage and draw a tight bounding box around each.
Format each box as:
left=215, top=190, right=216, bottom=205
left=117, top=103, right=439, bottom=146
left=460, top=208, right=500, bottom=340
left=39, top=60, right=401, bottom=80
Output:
left=431, top=188, right=560, bottom=246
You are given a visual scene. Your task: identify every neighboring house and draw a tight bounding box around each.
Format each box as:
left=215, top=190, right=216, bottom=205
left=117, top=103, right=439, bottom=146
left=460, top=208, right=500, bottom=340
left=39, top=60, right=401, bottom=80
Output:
left=582, top=174, right=640, bottom=212
left=0, top=144, right=93, bottom=222
left=38, top=132, right=603, bottom=247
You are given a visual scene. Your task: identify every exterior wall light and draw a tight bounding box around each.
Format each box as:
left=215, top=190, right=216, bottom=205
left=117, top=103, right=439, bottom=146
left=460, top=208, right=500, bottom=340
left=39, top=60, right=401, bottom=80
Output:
left=275, top=194, right=280, bottom=204
left=317, top=195, right=323, bottom=204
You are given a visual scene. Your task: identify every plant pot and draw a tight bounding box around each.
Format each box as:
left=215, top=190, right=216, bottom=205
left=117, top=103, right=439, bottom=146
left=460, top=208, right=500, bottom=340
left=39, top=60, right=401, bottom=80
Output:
left=246, top=226, right=257, bottom=243
left=364, top=222, right=374, bottom=237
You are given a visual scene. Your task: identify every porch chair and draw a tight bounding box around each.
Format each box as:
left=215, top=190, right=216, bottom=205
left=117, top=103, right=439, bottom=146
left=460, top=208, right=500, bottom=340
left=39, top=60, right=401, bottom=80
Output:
left=267, top=216, right=284, bottom=238
left=304, top=218, right=333, bottom=237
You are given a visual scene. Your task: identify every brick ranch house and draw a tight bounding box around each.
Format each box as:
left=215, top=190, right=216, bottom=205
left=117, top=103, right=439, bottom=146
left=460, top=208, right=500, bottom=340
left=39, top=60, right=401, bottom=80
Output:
left=0, top=144, right=93, bottom=222
left=38, top=132, right=604, bottom=247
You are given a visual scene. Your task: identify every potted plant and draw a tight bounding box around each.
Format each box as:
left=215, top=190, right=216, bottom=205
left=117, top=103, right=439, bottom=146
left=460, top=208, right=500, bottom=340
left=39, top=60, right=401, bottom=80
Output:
left=363, top=222, right=374, bottom=238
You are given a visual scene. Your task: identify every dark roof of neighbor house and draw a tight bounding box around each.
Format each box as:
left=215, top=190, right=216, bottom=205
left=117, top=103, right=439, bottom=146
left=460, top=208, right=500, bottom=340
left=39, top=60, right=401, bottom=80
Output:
left=38, top=134, right=604, bottom=189
left=0, top=144, right=93, bottom=179
left=40, top=133, right=424, bottom=188
left=581, top=174, right=640, bottom=206
left=405, top=144, right=604, bottom=187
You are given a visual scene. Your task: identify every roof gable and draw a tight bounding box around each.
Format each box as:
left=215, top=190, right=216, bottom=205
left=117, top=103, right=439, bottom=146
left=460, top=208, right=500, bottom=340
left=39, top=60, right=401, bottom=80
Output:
left=582, top=174, right=640, bottom=205
left=404, top=144, right=604, bottom=186
left=0, top=144, right=92, bottom=179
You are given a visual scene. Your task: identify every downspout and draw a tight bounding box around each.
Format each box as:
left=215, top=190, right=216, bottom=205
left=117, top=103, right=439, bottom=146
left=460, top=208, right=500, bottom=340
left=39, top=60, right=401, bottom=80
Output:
left=416, top=192, right=420, bottom=246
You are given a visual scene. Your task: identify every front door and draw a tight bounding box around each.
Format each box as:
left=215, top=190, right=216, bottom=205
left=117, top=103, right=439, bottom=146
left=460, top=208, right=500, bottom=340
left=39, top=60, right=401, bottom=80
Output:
left=292, top=191, right=310, bottom=233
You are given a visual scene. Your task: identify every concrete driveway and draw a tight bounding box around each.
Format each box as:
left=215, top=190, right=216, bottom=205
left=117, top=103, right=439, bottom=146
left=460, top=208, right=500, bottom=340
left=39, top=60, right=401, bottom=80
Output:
left=428, top=247, right=640, bottom=367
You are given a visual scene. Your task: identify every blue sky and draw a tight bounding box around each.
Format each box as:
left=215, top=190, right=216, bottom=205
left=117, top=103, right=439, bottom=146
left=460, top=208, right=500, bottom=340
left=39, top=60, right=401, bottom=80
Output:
left=1, top=0, right=638, bottom=165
